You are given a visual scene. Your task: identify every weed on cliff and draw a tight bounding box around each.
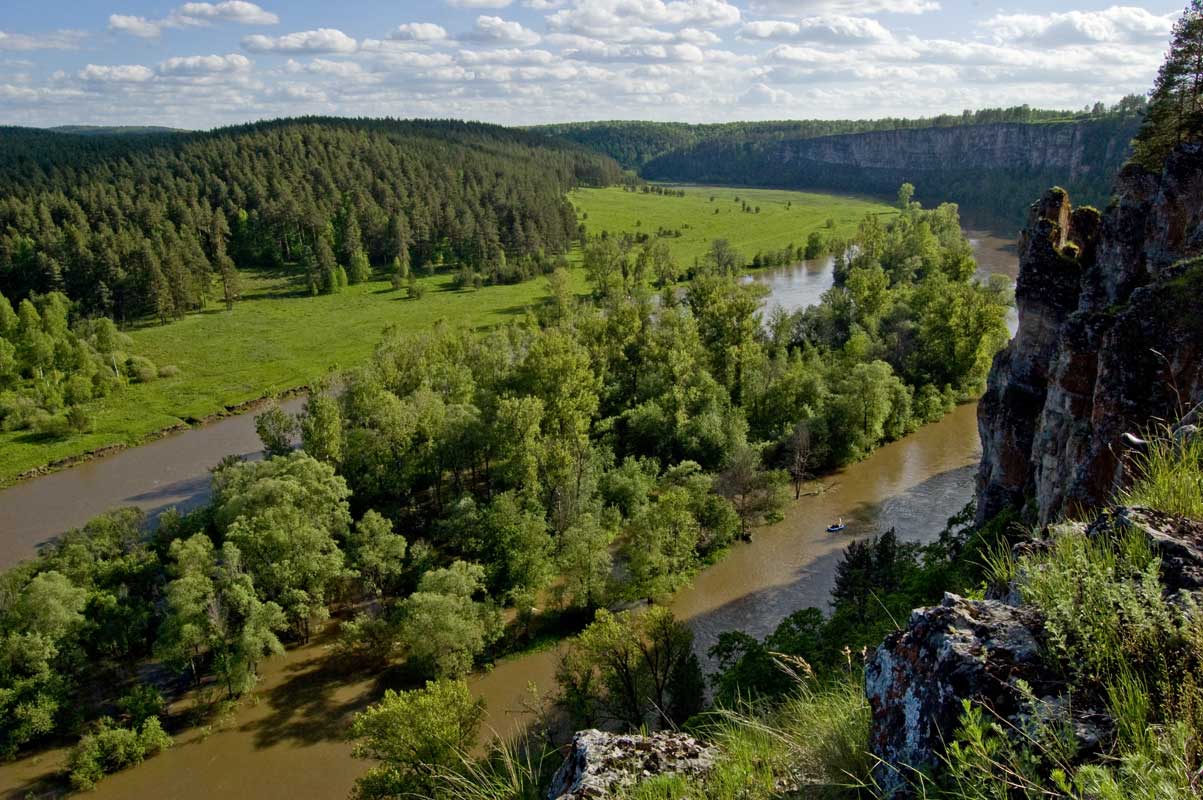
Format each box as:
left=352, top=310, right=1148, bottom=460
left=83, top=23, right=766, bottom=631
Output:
left=1120, top=423, right=1203, bottom=519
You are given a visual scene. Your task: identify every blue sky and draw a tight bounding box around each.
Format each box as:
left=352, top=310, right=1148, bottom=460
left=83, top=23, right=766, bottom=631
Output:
left=0, top=1, right=1184, bottom=128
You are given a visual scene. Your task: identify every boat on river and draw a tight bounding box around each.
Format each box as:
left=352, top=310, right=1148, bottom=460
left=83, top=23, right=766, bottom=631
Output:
left=826, top=518, right=846, bottom=533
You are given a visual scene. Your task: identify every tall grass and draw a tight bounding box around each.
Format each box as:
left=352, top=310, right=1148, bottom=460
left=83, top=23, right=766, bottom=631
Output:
left=1119, top=425, right=1203, bottom=519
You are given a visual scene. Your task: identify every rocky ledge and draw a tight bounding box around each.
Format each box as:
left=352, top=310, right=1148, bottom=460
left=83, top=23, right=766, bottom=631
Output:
left=547, top=729, right=717, bottom=799
left=866, top=506, right=1203, bottom=796
left=976, top=142, right=1203, bottom=525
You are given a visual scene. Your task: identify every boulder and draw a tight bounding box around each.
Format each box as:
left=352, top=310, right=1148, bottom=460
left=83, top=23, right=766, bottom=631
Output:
left=864, top=594, right=1046, bottom=797
left=547, top=729, right=717, bottom=800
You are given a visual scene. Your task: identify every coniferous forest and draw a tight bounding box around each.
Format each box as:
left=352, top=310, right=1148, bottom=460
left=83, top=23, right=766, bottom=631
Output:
left=0, top=119, right=623, bottom=321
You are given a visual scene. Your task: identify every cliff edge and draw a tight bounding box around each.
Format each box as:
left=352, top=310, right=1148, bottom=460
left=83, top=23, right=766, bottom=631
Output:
left=976, top=143, right=1203, bottom=525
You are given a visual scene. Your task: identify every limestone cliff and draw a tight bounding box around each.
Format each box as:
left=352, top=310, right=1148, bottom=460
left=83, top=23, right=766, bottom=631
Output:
left=643, top=119, right=1138, bottom=222
left=976, top=143, right=1203, bottom=525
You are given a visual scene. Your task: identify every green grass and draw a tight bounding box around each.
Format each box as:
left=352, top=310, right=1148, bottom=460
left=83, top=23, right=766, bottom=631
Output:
left=570, top=185, right=895, bottom=266
left=0, top=185, right=894, bottom=485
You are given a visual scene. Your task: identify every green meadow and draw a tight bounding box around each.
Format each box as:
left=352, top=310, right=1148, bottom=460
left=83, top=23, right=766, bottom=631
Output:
left=0, top=185, right=894, bottom=484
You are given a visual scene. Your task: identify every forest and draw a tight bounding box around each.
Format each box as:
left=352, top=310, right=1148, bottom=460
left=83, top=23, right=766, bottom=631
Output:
left=0, top=119, right=624, bottom=321
left=541, top=101, right=1146, bottom=225
left=535, top=100, right=1147, bottom=171
left=0, top=193, right=1012, bottom=793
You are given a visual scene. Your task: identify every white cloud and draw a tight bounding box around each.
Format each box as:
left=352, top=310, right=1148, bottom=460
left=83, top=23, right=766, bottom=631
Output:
left=108, top=15, right=163, bottom=38
left=175, top=2, right=279, bottom=25
left=79, top=63, right=156, bottom=82
left=390, top=23, right=449, bottom=42
left=243, top=29, right=358, bottom=54
left=109, top=2, right=277, bottom=38
left=462, top=16, right=541, bottom=46
left=0, top=29, right=87, bottom=50
left=159, top=53, right=253, bottom=75
left=749, top=0, right=938, bottom=15
left=740, top=16, right=893, bottom=44
left=548, top=0, right=741, bottom=41
left=983, top=7, right=1174, bottom=46
left=741, top=81, right=792, bottom=105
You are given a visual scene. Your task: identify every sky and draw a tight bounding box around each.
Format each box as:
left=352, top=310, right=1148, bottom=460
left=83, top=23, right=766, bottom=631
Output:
left=0, top=1, right=1185, bottom=129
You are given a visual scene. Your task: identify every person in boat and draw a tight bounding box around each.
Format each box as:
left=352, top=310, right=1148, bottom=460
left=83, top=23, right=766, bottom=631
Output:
left=827, top=517, right=845, bottom=532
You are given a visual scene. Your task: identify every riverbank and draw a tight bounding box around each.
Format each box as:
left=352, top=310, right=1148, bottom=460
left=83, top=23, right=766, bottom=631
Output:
left=0, top=185, right=892, bottom=489
left=0, top=402, right=983, bottom=800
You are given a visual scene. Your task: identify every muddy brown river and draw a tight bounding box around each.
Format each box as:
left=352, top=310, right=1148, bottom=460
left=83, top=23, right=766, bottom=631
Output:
left=0, top=229, right=1017, bottom=800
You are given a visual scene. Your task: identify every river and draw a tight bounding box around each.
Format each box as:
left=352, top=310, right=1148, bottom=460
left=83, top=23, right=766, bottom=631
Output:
left=0, top=229, right=1017, bottom=800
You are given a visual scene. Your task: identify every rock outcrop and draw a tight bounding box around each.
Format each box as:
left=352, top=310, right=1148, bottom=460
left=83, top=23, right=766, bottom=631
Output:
left=864, top=594, right=1047, bottom=796
left=866, top=507, right=1203, bottom=795
left=547, top=729, right=717, bottom=799
left=977, top=143, right=1203, bottom=525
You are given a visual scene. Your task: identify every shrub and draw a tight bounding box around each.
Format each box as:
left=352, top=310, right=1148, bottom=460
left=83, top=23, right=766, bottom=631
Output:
left=64, top=373, right=94, bottom=405
left=118, top=684, right=166, bottom=726
left=157, top=364, right=181, bottom=379
left=125, top=356, right=158, bottom=384
left=66, top=405, right=93, bottom=433
left=66, top=717, right=172, bottom=791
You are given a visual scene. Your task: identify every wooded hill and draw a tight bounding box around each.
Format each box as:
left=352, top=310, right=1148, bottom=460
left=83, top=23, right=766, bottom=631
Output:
left=0, top=119, right=623, bottom=322
left=538, top=105, right=1145, bottom=224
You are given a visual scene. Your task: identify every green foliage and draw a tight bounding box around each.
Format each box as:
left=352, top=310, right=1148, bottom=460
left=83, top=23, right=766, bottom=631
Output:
left=349, top=678, right=485, bottom=800
left=1119, top=425, right=1203, bottom=519
left=397, top=561, right=501, bottom=678
left=66, top=716, right=172, bottom=792
left=556, top=607, right=704, bottom=730
left=0, top=119, right=622, bottom=319
left=1131, top=1, right=1203, bottom=170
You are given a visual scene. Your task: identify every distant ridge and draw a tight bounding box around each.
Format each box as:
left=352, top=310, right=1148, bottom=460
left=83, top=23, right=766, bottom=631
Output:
left=47, top=125, right=187, bottom=136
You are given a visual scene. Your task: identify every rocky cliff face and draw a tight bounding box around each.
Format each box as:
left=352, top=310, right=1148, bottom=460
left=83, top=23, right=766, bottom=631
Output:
left=976, top=143, right=1203, bottom=525
left=777, top=122, right=1124, bottom=182
left=643, top=119, right=1138, bottom=222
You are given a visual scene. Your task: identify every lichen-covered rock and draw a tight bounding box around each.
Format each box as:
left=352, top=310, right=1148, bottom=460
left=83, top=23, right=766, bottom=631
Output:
left=1085, top=506, right=1203, bottom=595
left=864, top=594, right=1045, bottom=797
left=546, top=729, right=716, bottom=799
left=977, top=142, right=1203, bottom=525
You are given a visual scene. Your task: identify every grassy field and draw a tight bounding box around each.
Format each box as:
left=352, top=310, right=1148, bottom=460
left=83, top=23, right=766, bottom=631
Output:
left=0, top=185, right=894, bottom=484
left=571, top=184, right=894, bottom=265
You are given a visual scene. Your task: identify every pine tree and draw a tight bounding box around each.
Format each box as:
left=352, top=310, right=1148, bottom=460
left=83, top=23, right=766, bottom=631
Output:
left=1132, top=1, right=1203, bottom=169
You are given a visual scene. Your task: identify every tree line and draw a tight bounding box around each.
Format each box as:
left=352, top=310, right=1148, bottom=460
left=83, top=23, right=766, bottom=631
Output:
left=534, top=100, right=1147, bottom=171
left=0, top=118, right=623, bottom=322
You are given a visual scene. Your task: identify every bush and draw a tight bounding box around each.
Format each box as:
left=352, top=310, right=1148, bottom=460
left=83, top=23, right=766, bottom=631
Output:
left=125, top=356, right=158, bottom=384
left=157, top=364, right=181, bottom=379
left=66, top=405, right=93, bottom=433
left=64, top=373, right=94, bottom=405
left=66, top=717, right=172, bottom=792
left=118, top=684, right=166, bottom=726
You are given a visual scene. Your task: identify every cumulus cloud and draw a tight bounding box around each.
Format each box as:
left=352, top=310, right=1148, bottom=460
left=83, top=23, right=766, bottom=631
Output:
left=462, top=16, right=542, bottom=46
left=548, top=0, right=741, bottom=41
left=108, top=15, right=163, bottom=38
left=79, top=63, right=156, bottom=82
left=159, top=53, right=253, bottom=75
left=243, top=29, right=358, bottom=54
left=740, top=16, right=892, bottom=44
left=749, top=0, right=938, bottom=14
left=983, top=7, right=1174, bottom=46
left=390, top=23, right=449, bottom=42
left=0, top=29, right=87, bottom=50
left=176, top=2, right=280, bottom=25
left=109, top=2, right=278, bottom=39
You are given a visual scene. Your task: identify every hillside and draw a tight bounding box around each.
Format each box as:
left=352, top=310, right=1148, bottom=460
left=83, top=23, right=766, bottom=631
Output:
left=542, top=112, right=1141, bottom=225
left=0, top=118, right=623, bottom=321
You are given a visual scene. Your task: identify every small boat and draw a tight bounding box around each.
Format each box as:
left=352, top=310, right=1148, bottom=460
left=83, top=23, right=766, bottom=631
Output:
left=826, top=518, right=846, bottom=533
